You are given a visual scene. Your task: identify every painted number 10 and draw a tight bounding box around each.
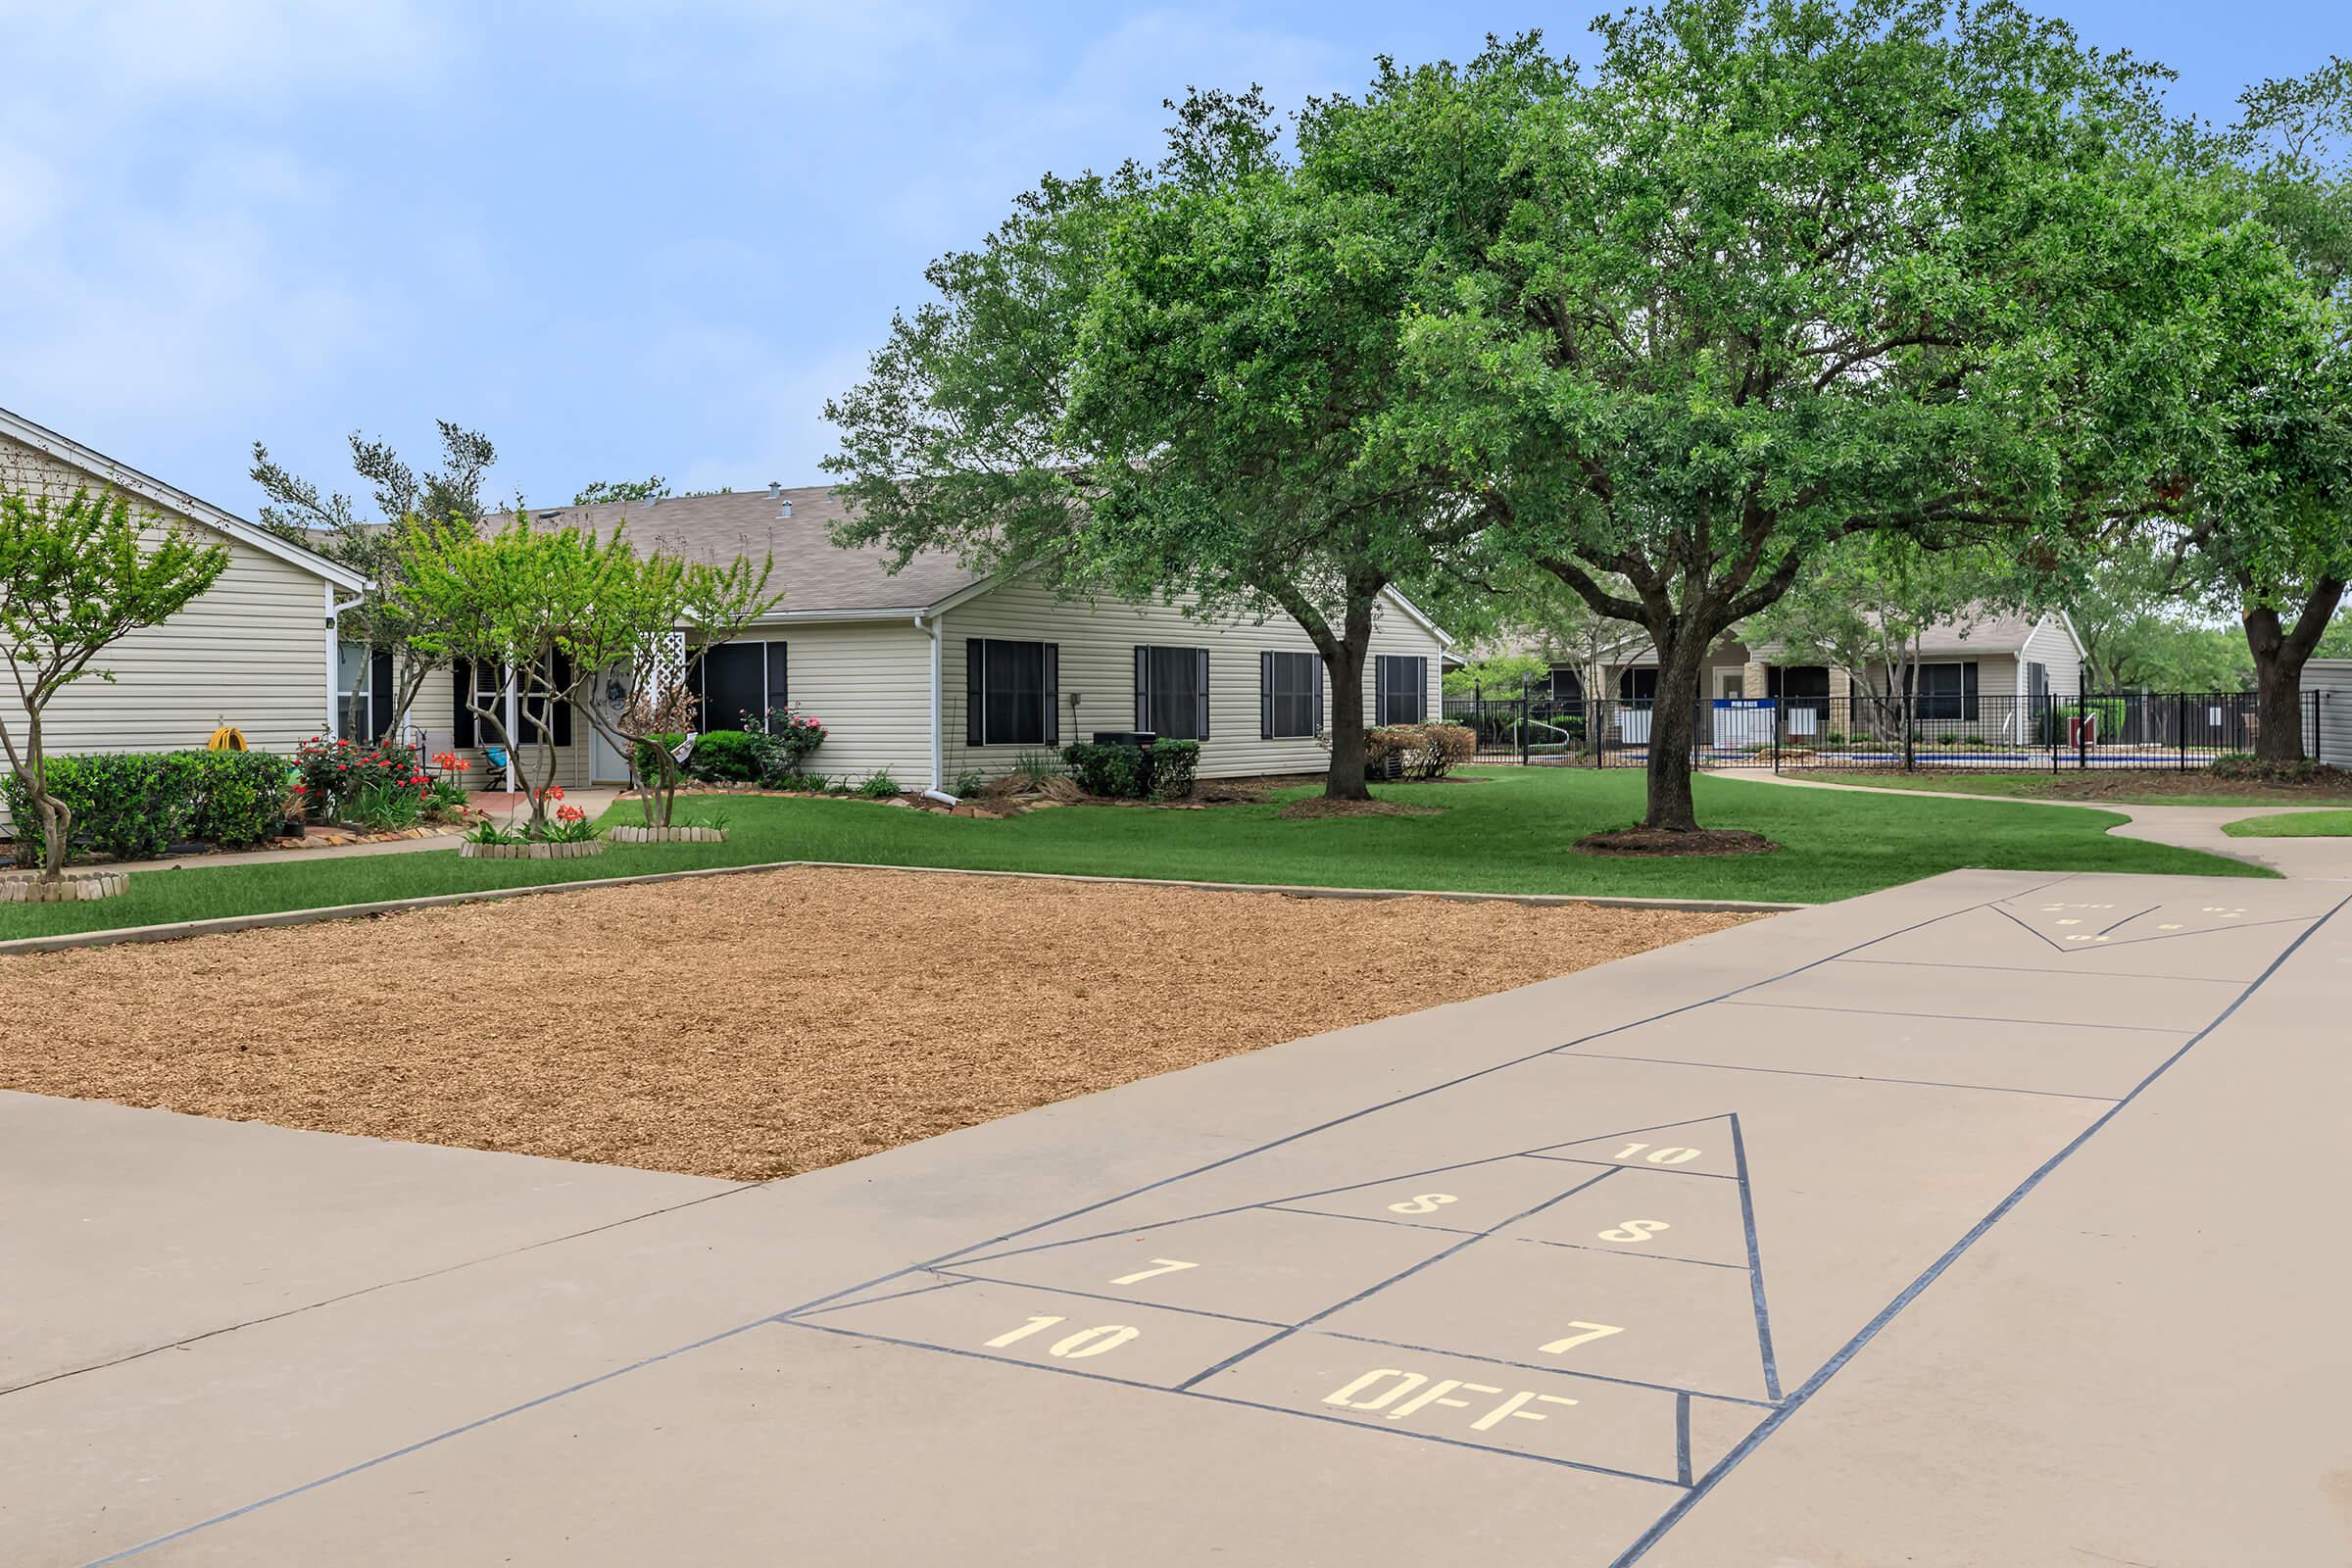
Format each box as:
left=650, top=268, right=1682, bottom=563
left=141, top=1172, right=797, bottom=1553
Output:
left=1614, top=1143, right=1702, bottom=1165
left=983, top=1315, right=1139, bottom=1359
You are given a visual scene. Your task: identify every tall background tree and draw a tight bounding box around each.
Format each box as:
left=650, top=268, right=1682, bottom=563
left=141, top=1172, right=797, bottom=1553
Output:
left=1370, top=9, right=2269, bottom=832
left=825, top=87, right=1499, bottom=799
left=2155, top=60, right=2352, bottom=759
left=250, top=421, right=498, bottom=740
left=0, top=489, right=226, bottom=881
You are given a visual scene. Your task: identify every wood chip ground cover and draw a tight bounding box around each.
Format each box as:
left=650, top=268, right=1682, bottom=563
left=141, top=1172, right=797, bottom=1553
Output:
left=0, top=866, right=1753, bottom=1180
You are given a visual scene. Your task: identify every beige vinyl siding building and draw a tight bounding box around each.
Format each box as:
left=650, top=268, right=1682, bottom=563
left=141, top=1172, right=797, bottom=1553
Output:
left=444, top=488, right=1452, bottom=793
left=0, top=408, right=365, bottom=774
left=940, top=575, right=1445, bottom=783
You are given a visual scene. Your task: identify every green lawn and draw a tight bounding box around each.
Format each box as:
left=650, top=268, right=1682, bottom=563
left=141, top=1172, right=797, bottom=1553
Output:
left=2223, top=809, right=2352, bottom=839
left=1802, top=769, right=2352, bottom=808
left=0, top=768, right=2268, bottom=941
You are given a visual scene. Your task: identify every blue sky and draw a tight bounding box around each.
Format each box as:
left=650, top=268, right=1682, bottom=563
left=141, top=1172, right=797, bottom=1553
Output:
left=0, top=1, right=2336, bottom=519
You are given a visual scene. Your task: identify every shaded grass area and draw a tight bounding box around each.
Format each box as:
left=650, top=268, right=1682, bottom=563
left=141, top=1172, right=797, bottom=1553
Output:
left=1803, top=768, right=2352, bottom=808
left=0, top=768, right=2266, bottom=939
left=2223, top=809, right=2352, bottom=839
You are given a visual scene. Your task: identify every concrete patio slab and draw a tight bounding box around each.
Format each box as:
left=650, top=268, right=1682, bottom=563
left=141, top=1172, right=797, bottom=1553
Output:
left=4, top=867, right=2345, bottom=1566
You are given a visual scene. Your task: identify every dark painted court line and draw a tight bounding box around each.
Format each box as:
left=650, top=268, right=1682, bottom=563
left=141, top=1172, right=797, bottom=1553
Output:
left=75, top=875, right=2073, bottom=1566
left=1565, top=1051, right=2130, bottom=1104
left=1258, top=1203, right=1486, bottom=1238
left=1508, top=1235, right=1750, bottom=1271
left=922, top=1270, right=1293, bottom=1328
left=1605, top=888, right=2352, bottom=1567
left=784, top=1274, right=975, bottom=1320
left=1172, top=1169, right=1625, bottom=1393
left=1719, top=996, right=2220, bottom=1034
left=1727, top=1115, right=1782, bottom=1401
left=1313, top=1330, right=1778, bottom=1409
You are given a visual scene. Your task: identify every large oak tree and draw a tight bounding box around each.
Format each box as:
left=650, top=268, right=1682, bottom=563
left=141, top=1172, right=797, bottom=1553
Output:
left=1368, top=6, right=2279, bottom=829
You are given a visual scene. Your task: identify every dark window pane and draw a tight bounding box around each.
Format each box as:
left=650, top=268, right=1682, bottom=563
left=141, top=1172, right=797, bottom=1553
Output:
left=1143, top=645, right=1204, bottom=739
left=980, top=640, right=1048, bottom=745
left=765, top=645, right=789, bottom=726
left=1266, top=651, right=1317, bottom=738
left=1379, top=656, right=1428, bottom=724
left=704, top=643, right=765, bottom=730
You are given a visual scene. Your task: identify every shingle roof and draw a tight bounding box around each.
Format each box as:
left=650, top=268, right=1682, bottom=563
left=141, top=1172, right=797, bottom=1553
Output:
left=487, top=486, right=986, bottom=614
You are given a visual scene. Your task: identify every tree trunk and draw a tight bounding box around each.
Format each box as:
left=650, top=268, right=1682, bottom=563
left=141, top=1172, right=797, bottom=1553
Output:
left=1324, top=625, right=1373, bottom=802
left=2243, top=579, right=2342, bottom=763
left=1641, top=630, right=1712, bottom=832
left=25, top=711, right=69, bottom=883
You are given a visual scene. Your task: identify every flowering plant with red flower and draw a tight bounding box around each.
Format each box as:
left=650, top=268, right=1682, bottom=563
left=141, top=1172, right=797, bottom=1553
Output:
left=294, top=733, right=421, bottom=820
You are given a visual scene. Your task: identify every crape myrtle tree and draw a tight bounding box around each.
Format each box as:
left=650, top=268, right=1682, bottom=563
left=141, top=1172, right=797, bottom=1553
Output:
left=250, top=421, right=499, bottom=740
left=1370, top=7, right=2268, bottom=832
left=392, top=515, right=637, bottom=835
left=565, top=547, right=783, bottom=829
left=824, top=88, right=1503, bottom=801
left=0, top=488, right=226, bottom=880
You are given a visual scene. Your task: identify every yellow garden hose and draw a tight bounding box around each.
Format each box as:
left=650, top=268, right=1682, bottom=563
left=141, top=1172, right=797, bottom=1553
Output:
left=206, top=724, right=249, bottom=752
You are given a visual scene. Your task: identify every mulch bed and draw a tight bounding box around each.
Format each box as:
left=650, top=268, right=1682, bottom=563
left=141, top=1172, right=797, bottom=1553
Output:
left=1574, top=826, right=1781, bottom=858
left=1276, top=798, right=1446, bottom=820
left=0, top=867, right=1754, bottom=1181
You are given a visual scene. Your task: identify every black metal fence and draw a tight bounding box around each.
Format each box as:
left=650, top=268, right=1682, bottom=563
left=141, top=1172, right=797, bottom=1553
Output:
left=1439, top=691, right=2321, bottom=771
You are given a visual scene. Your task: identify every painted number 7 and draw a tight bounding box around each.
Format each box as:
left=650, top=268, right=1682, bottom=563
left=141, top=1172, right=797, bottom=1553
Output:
left=1538, top=1321, right=1625, bottom=1355
left=1109, top=1258, right=1199, bottom=1286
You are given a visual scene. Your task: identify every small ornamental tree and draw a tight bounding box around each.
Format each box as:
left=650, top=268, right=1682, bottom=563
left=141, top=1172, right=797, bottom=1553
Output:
left=391, top=515, right=636, bottom=835
left=565, top=547, right=784, bottom=828
left=0, top=488, right=227, bottom=880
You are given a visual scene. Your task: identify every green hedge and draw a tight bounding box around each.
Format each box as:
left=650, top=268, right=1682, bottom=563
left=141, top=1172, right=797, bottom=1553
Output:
left=5, top=750, right=289, bottom=864
left=1060, top=739, right=1200, bottom=801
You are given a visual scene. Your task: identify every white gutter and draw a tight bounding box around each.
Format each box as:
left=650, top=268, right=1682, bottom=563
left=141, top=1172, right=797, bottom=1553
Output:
left=326, top=587, right=368, bottom=736
left=917, top=611, right=956, bottom=804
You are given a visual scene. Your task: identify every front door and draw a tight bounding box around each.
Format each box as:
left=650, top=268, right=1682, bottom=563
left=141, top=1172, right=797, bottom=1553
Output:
left=588, top=663, right=634, bottom=784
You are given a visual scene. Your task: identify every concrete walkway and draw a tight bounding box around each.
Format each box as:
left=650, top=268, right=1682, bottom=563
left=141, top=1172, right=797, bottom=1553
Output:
left=5, top=867, right=2348, bottom=1565
left=1743, top=768, right=2352, bottom=879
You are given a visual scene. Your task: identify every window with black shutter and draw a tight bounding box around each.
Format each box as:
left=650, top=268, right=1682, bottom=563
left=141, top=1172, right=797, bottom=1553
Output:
left=1261, top=651, right=1319, bottom=738
left=969, top=639, right=1054, bottom=745
left=1135, top=645, right=1209, bottom=740
left=1375, top=655, right=1429, bottom=726
left=691, top=641, right=790, bottom=732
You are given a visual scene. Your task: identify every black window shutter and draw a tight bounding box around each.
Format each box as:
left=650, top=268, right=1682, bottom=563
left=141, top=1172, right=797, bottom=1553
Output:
left=1044, top=644, right=1059, bottom=745
left=1260, top=653, right=1273, bottom=740
left=1134, top=646, right=1149, bottom=731
left=966, top=639, right=983, bottom=746
left=1374, top=657, right=1390, bottom=728
left=1197, top=648, right=1209, bottom=742
left=1312, top=659, right=1325, bottom=734
left=552, top=652, right=574, bottom=746
left=1409, top=657, right=1427, bottom=722
left=452, top=661, right=475, bottom=747
left=1962, top=660, right=1980, bottom=721
left=369, top=650, right=395, bottom=741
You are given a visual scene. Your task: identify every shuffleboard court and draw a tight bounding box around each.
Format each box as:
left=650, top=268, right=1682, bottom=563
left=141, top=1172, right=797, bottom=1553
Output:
left=11, top=869, right=2348, bottom=1566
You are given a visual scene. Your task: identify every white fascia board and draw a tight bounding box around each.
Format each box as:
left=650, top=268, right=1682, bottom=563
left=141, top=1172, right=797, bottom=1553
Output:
left=0, top=406, right=369, bottom=592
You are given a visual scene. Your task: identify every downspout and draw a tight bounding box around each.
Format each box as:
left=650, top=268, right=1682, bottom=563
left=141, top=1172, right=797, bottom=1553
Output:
left=327, top=586, right=368, bottom=736
left=917, top=611, right=956, bottom=805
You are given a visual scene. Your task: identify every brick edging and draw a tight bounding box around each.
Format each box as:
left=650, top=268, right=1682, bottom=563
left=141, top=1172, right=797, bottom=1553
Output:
left=0, top=860, right=1798, bottom=956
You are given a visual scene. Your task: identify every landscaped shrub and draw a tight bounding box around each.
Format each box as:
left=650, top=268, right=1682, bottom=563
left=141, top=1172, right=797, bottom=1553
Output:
left=293, top=735, right=423, bottom=819
left=1062, top=741, right=1149, bottom=799
left=348, top=779, right=426, bottom=831
left=1058, top=740, right=1201, bottom=800
left=954, top=768, right=987, bottom=797
left=855, top=769, right=901, bottom=799
left=679, top=726, right=762, bottom=782
left=660, top=710, right=830, bottom=789
left=2210, top=754, right=2342, bottom=786
left=4, top=749, right=291, bottom=865
left=2057, top=697, right=2127, bottom=740
left=1366, top=722, right=1478, bottom=779
left=1147, top=740, right=1200, bottom=801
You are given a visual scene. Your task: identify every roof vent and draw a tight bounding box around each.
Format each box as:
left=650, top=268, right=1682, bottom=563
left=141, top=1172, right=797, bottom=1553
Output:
left=779, top=498, right=793, bottom=518
left=765, top=481, right=781, bottom=500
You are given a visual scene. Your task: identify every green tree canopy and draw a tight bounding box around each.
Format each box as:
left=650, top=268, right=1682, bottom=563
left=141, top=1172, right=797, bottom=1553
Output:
left=0, top=488, right=227, bottom=879
left=825, top=88, right=1498, bottom=798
